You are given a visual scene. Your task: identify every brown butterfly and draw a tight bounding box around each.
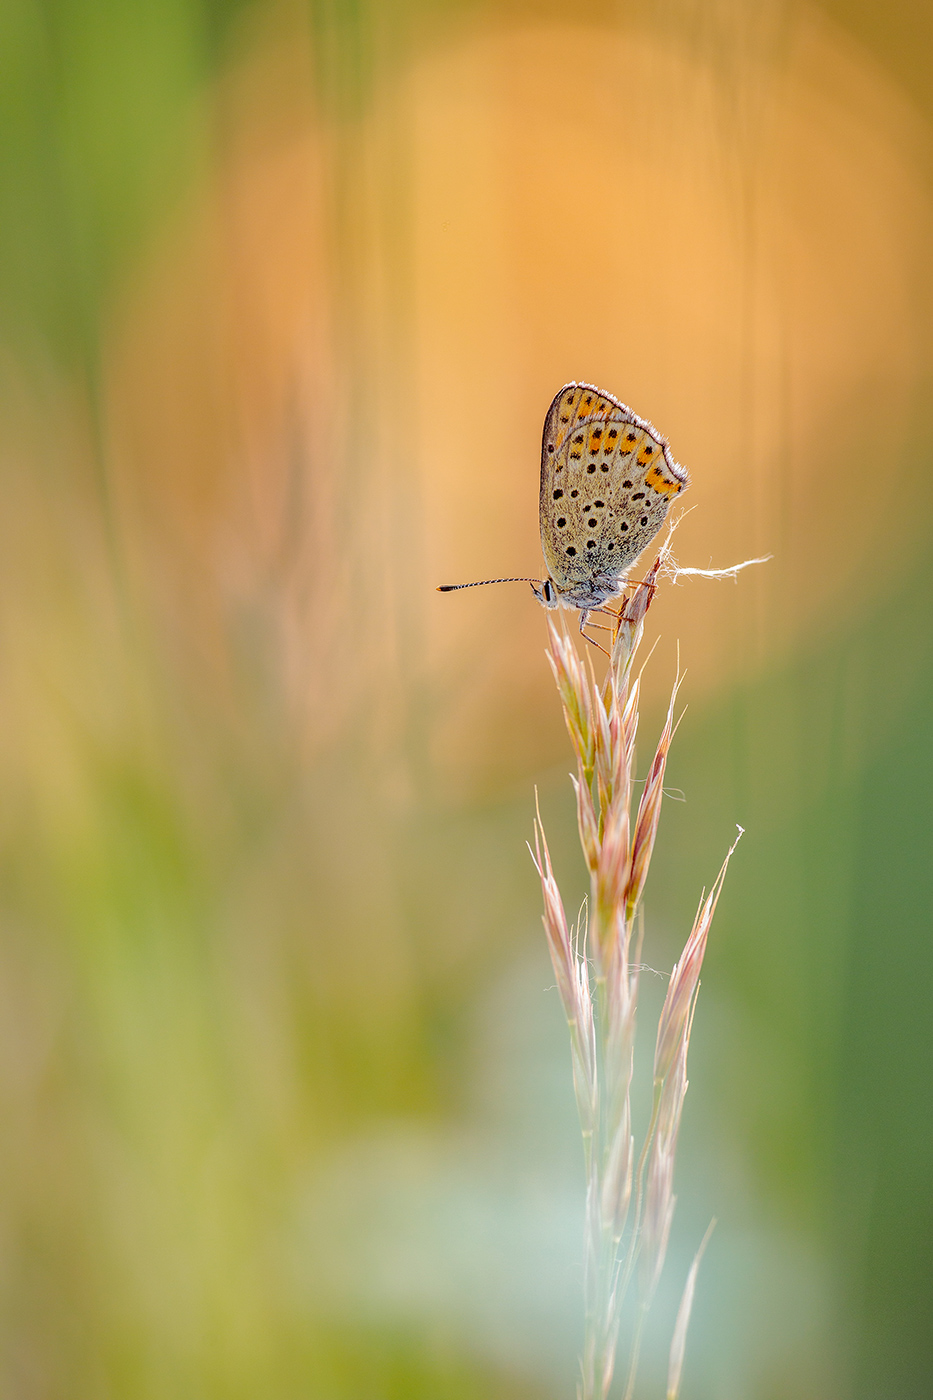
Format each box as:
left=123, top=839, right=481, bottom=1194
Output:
left=438, top=382, right=689, bottom=632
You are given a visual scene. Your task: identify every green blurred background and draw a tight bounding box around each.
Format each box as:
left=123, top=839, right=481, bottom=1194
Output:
left=1, top=0, right=932, bottom=1395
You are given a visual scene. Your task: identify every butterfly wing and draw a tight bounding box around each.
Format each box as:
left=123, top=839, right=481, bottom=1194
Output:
left=539, top=382, right=689, bottom=599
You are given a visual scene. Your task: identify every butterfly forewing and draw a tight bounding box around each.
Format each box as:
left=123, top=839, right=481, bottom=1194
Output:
left=540, top=381, right=689, bottom=595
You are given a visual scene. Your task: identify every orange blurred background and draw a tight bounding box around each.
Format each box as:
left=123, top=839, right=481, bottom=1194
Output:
left=1, top=1, right=932, bottom=1395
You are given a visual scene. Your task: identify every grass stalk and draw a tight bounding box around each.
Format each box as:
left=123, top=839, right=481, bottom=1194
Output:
left=530, top=554, right=741, bottom=1399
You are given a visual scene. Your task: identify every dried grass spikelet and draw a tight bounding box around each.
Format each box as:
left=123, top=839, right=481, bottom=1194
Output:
left=530, top=551, right=742, bottom=1400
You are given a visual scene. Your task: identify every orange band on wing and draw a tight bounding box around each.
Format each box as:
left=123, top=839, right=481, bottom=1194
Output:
left=646, top=462, right=683, bottom=497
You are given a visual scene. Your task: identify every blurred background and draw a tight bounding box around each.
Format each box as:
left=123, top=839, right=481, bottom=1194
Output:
left=1, top=0, right=932, bottom=1395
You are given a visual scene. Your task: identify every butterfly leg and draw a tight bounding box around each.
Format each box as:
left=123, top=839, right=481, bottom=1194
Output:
left=589, top=604, right=623, bottom=623
left=577, top=609, right=611, bottom=657
left=623, top=577, right=659, bottom=607
left=586, top=604, right=626, bottom=633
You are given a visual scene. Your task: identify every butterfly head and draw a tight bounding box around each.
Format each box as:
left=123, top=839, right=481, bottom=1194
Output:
left=530, top=577, right=560, bottom=610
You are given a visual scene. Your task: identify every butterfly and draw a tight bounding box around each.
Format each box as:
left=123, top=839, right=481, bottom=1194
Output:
left=439, top=382, right=689, bottom=633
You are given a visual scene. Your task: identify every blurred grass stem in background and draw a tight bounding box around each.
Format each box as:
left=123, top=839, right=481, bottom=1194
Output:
left=533, top=557, right=741, bottom=1399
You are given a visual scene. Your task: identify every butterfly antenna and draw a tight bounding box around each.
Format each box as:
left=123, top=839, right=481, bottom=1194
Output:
left=437, top=577, right=543, bottom=592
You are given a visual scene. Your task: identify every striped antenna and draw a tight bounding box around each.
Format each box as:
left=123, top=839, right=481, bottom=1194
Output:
left=437, top=577, right=543, bottom=592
